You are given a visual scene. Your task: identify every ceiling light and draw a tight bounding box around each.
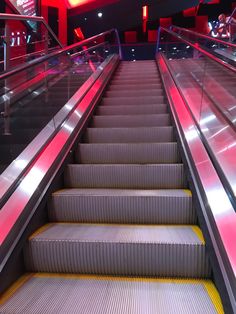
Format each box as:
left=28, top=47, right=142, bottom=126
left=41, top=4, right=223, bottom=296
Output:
left=98, top=12, right=103, bottom=18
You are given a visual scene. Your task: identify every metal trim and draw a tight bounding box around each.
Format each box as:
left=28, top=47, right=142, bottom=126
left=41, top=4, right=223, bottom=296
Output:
left=157, top=53, right=236, bottom=312
left=0, top=13, right=63, bottom=48
left=0, top=54, right=118, bottom=205
left=159, top=27, right=236, bottom=74
left=171, top=25, right=236, bottom=49
left=0, top=53, right=119, bottom=272
left=0, top=28, right=120, bottom=81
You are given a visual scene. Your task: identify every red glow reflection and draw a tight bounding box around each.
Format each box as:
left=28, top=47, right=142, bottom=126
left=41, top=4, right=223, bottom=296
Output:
left=68, top=0, right=91, bottom=7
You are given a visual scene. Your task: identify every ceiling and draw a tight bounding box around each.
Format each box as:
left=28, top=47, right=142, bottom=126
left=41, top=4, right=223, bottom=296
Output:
left=67, top=0, right=234, bottom=42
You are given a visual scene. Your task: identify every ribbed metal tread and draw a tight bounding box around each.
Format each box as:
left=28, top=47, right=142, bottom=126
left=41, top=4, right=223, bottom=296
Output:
left=108, top=83, right=162, bottom=91
left=24, top=223, right=210, bottom=277
left=84, top=127, right=175, bottom=143
left=76, top=143, right=180, bottom=164
left=101, top=96, right=165, bottom=106
left=105, top=90, right=163, bottom=97
left=110, top=79, right=161, bottom=85
left=0, top=274, right=222, bottom=314
left=113, top=74, right=159, bottom=80
left=91, top=114, right=170, bottom=127
left=64, top=164, right=187, bottom=189
left=48, top=188, right=197, bottom=224
left=96, top=104, right=168, bottom=115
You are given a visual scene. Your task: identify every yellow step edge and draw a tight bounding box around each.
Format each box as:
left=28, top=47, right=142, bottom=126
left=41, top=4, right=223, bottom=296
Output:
left=29, top=223, right=53, bottom=240
left=0, top=273, right=224, bottom=314
left=191, top=226, right=205, bottom=244
left=0, top=274, right=33, bottom=305
left=203, top=281, right=224, bottom=314
left=183, top=189, right=192, bottom=196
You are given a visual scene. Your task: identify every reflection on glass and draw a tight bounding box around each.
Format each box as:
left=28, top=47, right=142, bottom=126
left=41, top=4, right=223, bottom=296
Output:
left=0, top=29, right=119, bottom=175
left=158, top=27, right=236, bottom=199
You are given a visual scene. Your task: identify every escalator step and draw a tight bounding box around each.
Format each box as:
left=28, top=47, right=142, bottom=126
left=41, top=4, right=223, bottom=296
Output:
left=96, top=104, right=168, bottom=115
left=64, top=164, right=187, bottom=189
left=24, top=223, right=210, bottom=277
left=101, top=96, right=165, bottom=106
left=0, top=274, right=223, bottom=314
left=110, top=78, right=161, bottom=85
left=91, top=114, right=170, bottom=127
left=84, top=126, right=175, bottom=143
left=107, top=83, right=162, bottom=91
left=48, top=188, right=196, bottom=224
left=105, top=90, right=163, bottom=97
left=76, top=143, right=181, bottom=164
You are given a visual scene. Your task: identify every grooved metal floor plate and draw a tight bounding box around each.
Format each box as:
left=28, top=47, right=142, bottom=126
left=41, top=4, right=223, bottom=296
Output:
left=48, top=188, right=196, bottom=224
left=0, top=275, right=222, bottom=314
left=29, top=223, right=203, bottom=244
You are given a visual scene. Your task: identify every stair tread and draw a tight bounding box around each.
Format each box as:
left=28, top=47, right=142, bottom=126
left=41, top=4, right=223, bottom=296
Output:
left=52, top=188, right=192, bottom=197
left=0, top=275, right=222, bottom=314
left=29, top=223, right=203, bottom=245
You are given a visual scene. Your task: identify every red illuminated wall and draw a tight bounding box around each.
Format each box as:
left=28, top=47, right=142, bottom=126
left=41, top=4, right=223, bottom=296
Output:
left=41, top=0, right=67, bottom=45
left=6, top=5, right=27, bottom=65
left=68, top=0, right=119, bottom=14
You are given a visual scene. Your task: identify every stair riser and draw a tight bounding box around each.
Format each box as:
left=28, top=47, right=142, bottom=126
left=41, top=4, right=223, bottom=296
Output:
left=84, top=127, right=175, bottom=143
left=101, top=97, right=165, bottom=106
left=105, top=90, right=163, bottom=97
left=111, top=80, right=161, bottom=85
left=24, top=242, right=210, bottom=278
left=77, top=144, right=181, bottom=164
left=49, top=195, right=197, bottom=224
left=64, top=164, right=187, bottom=189
left=91, top=115, right=170, bottom=128
left=96, top=104, right=167, bottom=115
left=108, top=84, right=162, bottom=91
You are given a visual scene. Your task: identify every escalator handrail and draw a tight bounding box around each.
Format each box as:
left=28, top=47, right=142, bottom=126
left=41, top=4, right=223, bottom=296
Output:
left=0, top=28, right=121, bottom=82
left=0, top=13, right=63, bottom=49
left=170, top=25, right=236, bottom=49
left=158, top=53, right=236, bottom=311
left=0, top=46, right=60, bottom=66
left=0, top=54, right=119, bottom=271
left=159, top=27, right=236, bottom=74
left=0, top=50, right=117, bottom=204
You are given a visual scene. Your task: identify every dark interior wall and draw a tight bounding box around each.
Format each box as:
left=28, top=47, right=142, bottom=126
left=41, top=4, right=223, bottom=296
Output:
left=68, top=0, right=236, bottom=44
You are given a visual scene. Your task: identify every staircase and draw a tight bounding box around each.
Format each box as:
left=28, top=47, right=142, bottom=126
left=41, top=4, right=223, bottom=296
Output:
left=0, top=61, right=223, bottom=313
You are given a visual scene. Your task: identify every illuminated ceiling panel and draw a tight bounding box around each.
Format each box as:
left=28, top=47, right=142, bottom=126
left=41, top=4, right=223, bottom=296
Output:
left=66, top=0, right=119, bottom=10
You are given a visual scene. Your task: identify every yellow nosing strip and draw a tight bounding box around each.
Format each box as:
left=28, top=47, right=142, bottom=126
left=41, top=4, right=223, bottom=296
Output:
left=0, top=273, right=224, bottom=314
left=203, top=282, right=224, bottom=314
left=183, top=189, right=192, bottom=196
left=191, top=226, right=205, bottom=244
left=29, top=223, right=53, bottom=239
left=35, top=273, right=211, bottom=285
left=0, top=274, right=32, bottom=305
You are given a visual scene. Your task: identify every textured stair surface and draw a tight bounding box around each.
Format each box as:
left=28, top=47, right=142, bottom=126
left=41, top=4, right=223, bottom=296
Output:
left=0, top=275, right=222, bottom=314
left=64, top=164, right=187, bottom=189
left=49, top=189, right=197, bottom=224
left=0, top=60, right=223, bottom=313
left=76, top=143, right=181, bottom=163
left=25, top=223, right=210, bottom=277
left=84, top=126, right=175, bottom=143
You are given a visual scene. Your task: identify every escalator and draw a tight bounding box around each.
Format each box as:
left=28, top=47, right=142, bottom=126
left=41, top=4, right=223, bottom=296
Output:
left=0, top=60, right=224, bottom=313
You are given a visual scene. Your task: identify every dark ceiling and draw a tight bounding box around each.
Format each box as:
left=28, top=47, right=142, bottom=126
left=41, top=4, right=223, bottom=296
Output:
left=68, top=0, right=234, bottom=42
